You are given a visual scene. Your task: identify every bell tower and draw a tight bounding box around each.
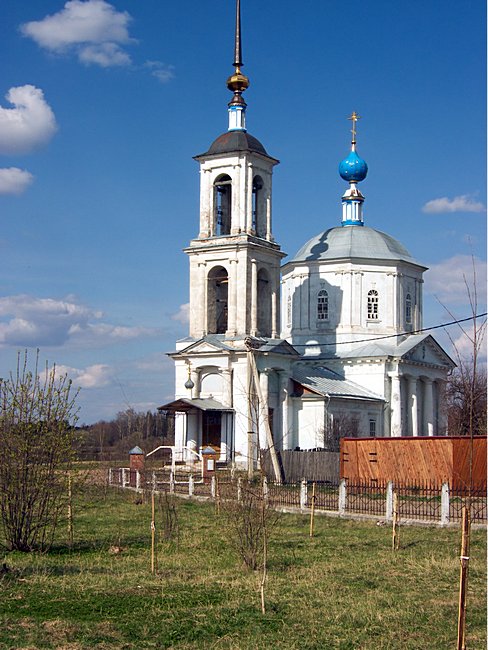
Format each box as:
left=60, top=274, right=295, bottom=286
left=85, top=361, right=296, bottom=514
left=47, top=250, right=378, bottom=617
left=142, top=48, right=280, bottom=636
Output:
left=185, top=0, right=284, bottom=340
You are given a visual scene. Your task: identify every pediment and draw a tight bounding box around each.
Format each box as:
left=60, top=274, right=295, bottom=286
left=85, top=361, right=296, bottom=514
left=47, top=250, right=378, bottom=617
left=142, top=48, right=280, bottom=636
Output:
left=178, top=340, right=228, bottom=355
left=402, top=336, right=455, bottom=368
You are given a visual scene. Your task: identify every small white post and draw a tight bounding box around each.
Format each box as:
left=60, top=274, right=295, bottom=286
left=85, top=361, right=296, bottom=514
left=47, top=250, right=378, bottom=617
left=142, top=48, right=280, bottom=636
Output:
left=338, top=478, right=347, bottom=515
left=263, top=476, right=269, bottom=504
left=136, top=470, right=140, bottom=492
left=152, top=471, right=156, bottom=492
left=189, top=474, right=194, bottom=497
left=122, top=468, right=129, bottom=487
left=386, top=481, right=394, bottom=521
left=300, top=479, right=308, bottom=510
left=108, top=468, right=112, bottom=485
left=211, top=475, right=216, bottom=498
left=441, top=482, right=450, bottom=525
left=169, top=471, right=175, bottom=494
left=237, top=477, right=242, bottom=502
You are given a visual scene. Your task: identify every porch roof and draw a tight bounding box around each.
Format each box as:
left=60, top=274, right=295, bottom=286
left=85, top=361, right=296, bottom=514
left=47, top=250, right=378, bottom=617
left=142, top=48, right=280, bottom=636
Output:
left=158, top=397, right=234, bottom=413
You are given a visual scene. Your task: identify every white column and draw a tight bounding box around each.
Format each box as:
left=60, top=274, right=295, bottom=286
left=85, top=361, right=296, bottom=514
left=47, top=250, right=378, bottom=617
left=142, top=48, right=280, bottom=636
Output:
left=266, top=194, right=271, bottom=240
left=190, top=368, right=200, bottom=399
left=227, top=259, right=237, bottom=336
left=271, top=280, right=278, bottom=338
left=280, top=373, right=291, bottom=450
left=221, top=368, right=232, bottom=407
left=407, top=375, right=418, bottom=437
left=251, top=259, right=258, bottom=335
left=259, top=370, right=270, bottom=449
left=389, top=372, right=402, bottom=437
left=246, top=162, right=253, bottom=233
left=200, top=262, right=207, bottom=335
left=423, top=378, right=434, bottom=436
left=199, top=168, right=211, bottom=237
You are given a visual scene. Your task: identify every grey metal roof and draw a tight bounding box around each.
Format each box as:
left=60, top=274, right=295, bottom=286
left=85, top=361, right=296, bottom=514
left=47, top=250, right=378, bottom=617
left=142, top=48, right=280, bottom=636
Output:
left=158, top=398, right=233, bottom=412
left=129, top=446, right=144, bottom=455
left=338, top=333, right=455, bottom=366
left=292, top=365, right=384, bottom=401
left=257, top=338, right=300, bottom=356
left=289, top=226, right=425, bottom=268
left=195, top=131, right=277, bottom=160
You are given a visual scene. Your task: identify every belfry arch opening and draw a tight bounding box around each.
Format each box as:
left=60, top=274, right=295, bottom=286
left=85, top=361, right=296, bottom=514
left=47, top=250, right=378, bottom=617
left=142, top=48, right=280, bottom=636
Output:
left=252, top=175, right=263, bottom=235
left=207, top=266, right=228, bottom=334
left=214, top=174, right=232, bottom=236
left=257, top=267, right=271, bottom=336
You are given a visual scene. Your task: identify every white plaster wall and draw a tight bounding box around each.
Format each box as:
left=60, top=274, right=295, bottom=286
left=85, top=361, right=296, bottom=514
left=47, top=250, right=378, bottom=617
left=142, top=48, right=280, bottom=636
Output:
left=281, top=260, right=424, bottom=349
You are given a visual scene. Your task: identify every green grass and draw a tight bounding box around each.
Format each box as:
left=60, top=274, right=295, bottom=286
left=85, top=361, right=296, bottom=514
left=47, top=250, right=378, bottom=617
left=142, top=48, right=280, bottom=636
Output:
left=1, top=486, right=486, bottom=649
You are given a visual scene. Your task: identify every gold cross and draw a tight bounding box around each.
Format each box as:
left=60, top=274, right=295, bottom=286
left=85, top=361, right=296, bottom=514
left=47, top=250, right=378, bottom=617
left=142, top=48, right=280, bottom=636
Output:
left=348, top=111, right=361, bottom=143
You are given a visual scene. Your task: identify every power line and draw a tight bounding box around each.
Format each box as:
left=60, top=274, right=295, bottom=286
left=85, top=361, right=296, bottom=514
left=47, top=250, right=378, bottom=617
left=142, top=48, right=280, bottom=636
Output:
left=289, top=313, right=488, bottom=349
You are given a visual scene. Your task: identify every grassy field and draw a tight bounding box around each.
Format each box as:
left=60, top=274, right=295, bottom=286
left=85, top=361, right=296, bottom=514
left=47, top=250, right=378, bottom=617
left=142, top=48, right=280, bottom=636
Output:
left=1, top=486, right=486, bottom=650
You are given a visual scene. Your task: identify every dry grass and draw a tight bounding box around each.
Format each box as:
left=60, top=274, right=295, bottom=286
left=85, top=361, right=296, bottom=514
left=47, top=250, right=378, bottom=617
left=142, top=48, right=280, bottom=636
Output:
left=0, top=486, right=486, bottom=649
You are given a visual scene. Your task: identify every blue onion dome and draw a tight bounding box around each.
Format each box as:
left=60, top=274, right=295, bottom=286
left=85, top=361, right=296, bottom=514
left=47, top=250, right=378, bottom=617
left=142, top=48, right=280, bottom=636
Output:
left=339, top=149, right=368, bottom=183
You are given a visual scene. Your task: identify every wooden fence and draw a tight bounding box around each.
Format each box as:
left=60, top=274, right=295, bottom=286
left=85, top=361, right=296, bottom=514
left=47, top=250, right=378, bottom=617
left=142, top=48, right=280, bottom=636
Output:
left=261, top=449, right=340, bottom=483
left=340, top=435, right=487, bottom=484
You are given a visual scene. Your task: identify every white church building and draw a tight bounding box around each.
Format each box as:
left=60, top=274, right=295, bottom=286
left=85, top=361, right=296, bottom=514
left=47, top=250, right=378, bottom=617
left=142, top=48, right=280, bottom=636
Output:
left=161, top=1, right=455, bottom=470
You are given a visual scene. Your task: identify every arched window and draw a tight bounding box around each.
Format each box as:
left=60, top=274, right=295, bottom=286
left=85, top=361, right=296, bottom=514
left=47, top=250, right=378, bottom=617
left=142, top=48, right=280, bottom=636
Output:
left=405, top=293, right=412, bottom=324
left=213, top=175, right=232, bottom=236
left=317, top=289, right=328, bottom=321
left=286, top=294, right=292, bottom=328
left=367, top=289, right=379, bottom=320
left=207, top=266, right=228, bottom=334
left=257, top=268, right=271, bottom=336
left=252, top=176, right=263, bottom=234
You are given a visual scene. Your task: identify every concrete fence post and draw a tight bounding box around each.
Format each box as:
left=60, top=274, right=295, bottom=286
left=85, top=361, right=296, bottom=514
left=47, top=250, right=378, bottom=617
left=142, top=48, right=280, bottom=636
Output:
left=122, top=468, right=129, bottom=488
left=108, top=468, right=112, bottom=486
left=300, top=479, right=308, bottom=510
left=441, top=482, right=450, bottom=525
left=386, top=481, right=394, bottom=521
left=211, top=475, right=216, bottom=498
left=237, top=477, right=242, bottom=502
left=188, top=474, right=194, bottom=497
left=263, top=476, right=269, bottom=504
left=169, top=471, right=175, bottom=494
left=135, top=470, right=141, bottom=492
left=338, top=478, right=346, bottom=515
left=151, top=471, right=156, bottom=492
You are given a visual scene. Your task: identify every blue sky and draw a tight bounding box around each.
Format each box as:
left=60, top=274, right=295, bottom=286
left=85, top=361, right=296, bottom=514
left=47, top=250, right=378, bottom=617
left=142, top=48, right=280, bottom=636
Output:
left=1, top=0, right=486, bottom=423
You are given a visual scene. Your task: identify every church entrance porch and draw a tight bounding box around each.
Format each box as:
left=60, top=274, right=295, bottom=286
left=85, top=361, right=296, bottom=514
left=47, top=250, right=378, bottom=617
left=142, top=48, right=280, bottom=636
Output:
left=158, top=398, right=234, bottom=463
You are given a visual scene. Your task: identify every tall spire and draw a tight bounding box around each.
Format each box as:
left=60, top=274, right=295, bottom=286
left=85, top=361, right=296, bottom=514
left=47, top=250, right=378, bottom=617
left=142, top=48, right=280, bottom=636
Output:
left=338, top=112, right=368, bottom=226
left=227, top=0, right=249, bottom=132
left=233, top=0, right=243, bottom=68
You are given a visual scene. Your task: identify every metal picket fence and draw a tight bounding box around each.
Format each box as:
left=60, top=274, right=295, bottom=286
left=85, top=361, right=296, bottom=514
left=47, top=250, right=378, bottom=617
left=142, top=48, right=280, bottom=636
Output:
left=108, top=468, right=487, bottom=526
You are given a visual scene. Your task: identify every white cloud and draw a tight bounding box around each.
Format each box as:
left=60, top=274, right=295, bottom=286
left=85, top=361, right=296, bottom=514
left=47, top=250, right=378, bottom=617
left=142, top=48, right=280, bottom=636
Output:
left=422, top=194, right=485, bottom=214
left=425, top=255, right=487, bottom=306
left=0, top=294, right=159, bottom=348
left=78, top=42, right=131, bottom=67
left=21, top=0, right=134, bottom=67
left=172, top=302, right=189, bottom=324
left=144, top=61, right=175, bottom=83
left=56, top=363, right=112, bottom=388
left=0, top=85, right=57, bottom=154
left=449, top=329, right=487, bottom=363
left=0, top=167, right=34, bottom=195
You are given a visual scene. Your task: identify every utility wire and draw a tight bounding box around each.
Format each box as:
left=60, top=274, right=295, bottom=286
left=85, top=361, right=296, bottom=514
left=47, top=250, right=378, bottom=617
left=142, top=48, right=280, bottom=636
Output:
left=289, top=312, right=487, bottom=349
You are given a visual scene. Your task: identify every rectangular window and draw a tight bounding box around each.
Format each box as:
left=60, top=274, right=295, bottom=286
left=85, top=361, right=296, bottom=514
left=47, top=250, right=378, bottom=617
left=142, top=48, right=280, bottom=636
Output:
left=369, top=419, right=377, bottom=437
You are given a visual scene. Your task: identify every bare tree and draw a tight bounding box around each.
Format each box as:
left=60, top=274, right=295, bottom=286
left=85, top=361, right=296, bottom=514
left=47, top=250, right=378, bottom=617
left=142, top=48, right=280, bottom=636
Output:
left=0, top=351, right=79, bottom=551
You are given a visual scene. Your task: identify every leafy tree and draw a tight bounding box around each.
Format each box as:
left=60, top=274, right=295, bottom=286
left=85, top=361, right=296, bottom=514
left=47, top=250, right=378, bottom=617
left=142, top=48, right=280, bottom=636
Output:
left=0, top=352, right=79, bottom=551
